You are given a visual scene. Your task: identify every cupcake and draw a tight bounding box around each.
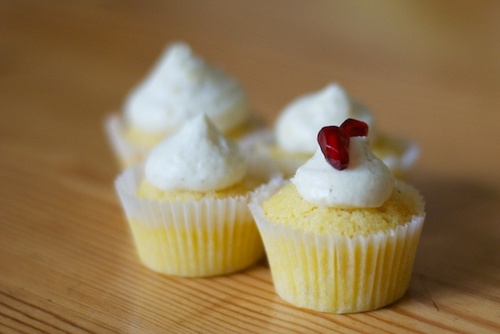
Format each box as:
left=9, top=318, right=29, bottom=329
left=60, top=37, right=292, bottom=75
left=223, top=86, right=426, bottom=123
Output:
left=259, top=83, right=418, bottom=178
left=115, top=114, right=266, bottom=277
left=106, top=42, right=257, bottom=168
left=249, top=119, right=425, bottom=313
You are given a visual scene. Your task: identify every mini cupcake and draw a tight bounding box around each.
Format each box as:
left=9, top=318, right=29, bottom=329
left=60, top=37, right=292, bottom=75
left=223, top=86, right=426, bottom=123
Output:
left=249, top=119, right=425, bottom=313
left=115, top=114, right=266, bottom=277
left=259, top=83, right=418, bottom=178
left=106, top=42, right=258, bottom=168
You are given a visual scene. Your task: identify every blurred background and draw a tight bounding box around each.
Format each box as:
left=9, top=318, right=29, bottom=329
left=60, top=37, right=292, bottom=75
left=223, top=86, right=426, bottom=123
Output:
left=2, top=1, right=499, bottom=183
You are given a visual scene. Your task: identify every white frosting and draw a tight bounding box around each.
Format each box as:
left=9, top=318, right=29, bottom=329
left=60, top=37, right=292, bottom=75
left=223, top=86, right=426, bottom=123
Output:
left=124, top=42, right=249, bottom=135
left=144, top=114, right=247, bottom=191
left=292, top=137, right=393, bottom=208
left=275, top=83, right=376, bottom=154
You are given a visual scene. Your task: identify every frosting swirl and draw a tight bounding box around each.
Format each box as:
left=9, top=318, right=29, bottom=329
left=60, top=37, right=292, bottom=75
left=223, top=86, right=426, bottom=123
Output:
left=275, top=83, right=376, bottom=154
left=144, top=114, right=247, bottom=191
left=292, top=137, right=393, bottom=208
left=124, top=42, right=249, bottom=135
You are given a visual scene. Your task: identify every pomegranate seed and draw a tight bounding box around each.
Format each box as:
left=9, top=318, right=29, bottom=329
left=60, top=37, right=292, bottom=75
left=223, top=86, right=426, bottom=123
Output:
left=317, top=119, right=369, bottom=170
left=340, top=118, right=368, bottom=137
left=317, top=126, right=350, bottom=170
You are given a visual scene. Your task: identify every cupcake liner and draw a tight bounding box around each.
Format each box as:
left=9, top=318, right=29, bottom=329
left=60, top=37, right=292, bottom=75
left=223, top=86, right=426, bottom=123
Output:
left=104, top=113, right=150, bottom=169
left=249, top=179, right=425, bottom=313
left=115, top=165, right=264, bottom=277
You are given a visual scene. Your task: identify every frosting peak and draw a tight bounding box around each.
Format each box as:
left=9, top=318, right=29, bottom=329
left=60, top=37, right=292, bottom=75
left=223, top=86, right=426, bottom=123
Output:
left=144, top=114, right=247, bottom=192
left=124, top=42, right=249, bottom=135
left=316, top=84, right=351, bottom=119
left=292, top=137, right=393, bottom=208
left=275, top=83, right=376, bottom=154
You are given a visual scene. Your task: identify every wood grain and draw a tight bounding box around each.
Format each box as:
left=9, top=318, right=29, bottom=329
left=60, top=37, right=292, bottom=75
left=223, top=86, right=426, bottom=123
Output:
left=1, top=1, right=499, bottom=333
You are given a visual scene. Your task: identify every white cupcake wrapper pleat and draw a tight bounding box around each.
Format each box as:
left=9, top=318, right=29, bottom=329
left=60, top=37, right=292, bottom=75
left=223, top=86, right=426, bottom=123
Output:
left=249, top=179, right=425, bottom=313
left=115, top=165, right=264, bottom=277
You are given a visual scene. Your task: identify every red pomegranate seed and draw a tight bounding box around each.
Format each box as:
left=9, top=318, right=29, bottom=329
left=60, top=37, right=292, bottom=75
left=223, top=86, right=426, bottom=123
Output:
left=340, top=118, right=368, bottom=137
left=317, top=119, right=369, bottom=170
left=317, top=126, right=350, bottom=170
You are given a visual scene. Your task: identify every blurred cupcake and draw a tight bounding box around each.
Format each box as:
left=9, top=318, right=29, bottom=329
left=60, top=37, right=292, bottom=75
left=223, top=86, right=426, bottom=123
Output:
left=249, top=119, right=425, bottom=313
left=106, top=42, right=258, bottom=168
left=258, top=83, right=418, bottom=178
left=115, top=114, right=266, bottom=277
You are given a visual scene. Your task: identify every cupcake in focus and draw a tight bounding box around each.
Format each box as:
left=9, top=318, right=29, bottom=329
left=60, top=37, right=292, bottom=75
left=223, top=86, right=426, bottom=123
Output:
left=249, top=119, right=425, bottom=313
left=115, top=114, right=266, bottom=277
left=260, top=83, right=418, bottom=178
left=106, top=42, right=257, bottom=168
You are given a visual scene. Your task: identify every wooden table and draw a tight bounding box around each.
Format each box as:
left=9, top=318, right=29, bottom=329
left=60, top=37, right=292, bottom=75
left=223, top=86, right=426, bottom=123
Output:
left=2, top=1, right=499, bottom=333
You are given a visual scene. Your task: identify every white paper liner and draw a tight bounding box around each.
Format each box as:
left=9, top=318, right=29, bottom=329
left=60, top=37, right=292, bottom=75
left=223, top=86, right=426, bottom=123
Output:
left=115, top=165, right=264, bottom=277
left=249, top=179, right=425, bottom=313
left=104, top=113, right=150, bottom=168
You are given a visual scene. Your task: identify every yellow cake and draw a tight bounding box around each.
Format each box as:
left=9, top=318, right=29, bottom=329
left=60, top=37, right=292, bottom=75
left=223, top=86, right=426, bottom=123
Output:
left=116, top=176, right=265, bottom=278
left=251, top=179, right=424, bottom=313
left=137, top=175, right=259, bottom=202
left=262, top=182, right=417, bottom=237
left=249, top=123, right=425, bottom=313
left=105, top=42, right=257, bottom=169
left=115, top=114, right=266, bottom=277
left=264, top=83, right=418, bottom=178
